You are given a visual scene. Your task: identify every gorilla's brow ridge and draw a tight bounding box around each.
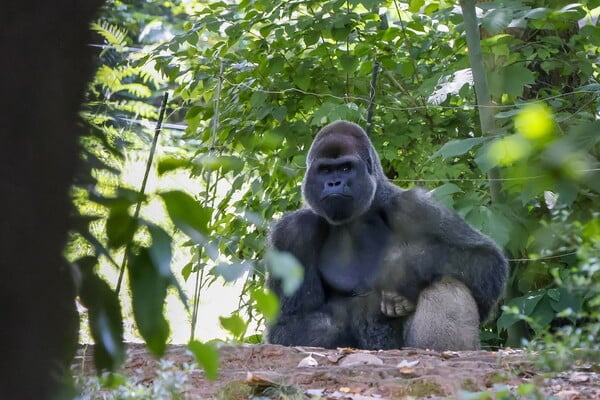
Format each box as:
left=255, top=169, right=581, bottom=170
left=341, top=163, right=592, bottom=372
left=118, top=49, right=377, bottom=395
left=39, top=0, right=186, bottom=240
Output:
left=309, top=132, right=370, bottom=166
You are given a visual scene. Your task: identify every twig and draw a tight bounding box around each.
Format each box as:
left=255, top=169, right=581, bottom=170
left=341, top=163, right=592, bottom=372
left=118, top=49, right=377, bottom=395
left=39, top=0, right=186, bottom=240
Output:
left=365, top=13, right=387, bottom=136
left=190, top=61, right=224, bottom=341
left=115, top=92, right=169, bottom=294
left=365, top=61, right=380, bottom=136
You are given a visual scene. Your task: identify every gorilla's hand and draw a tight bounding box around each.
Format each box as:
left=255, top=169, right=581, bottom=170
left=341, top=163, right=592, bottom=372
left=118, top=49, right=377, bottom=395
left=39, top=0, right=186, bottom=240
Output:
left=380, top=290, right=415, bottom=317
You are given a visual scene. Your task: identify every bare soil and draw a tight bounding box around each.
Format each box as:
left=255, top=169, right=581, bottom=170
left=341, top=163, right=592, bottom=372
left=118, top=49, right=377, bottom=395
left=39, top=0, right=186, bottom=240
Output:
left=72, top=344, right=600, bottom=399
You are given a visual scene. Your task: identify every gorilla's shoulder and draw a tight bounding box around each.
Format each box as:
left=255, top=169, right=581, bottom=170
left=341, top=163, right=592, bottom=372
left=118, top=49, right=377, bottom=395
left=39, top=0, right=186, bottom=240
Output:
left=277, top=207, right=323, bottom=223
left=385, top=185, right=503, bottom=250
left=373, top=180, right=407, bottom=205
left=269, top=208, right=327, bottom=252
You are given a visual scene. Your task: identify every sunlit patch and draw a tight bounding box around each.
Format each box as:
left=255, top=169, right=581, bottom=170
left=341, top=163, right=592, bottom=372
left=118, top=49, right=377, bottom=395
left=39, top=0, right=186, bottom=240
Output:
left=515, top=103, right=555, bottom=140
left=487, top=135, right=531, bottom=166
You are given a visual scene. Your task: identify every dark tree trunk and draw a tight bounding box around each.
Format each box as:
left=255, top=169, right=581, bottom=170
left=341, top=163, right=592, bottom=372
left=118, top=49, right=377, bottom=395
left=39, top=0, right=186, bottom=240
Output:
left=0, top=2, right=103, bottom=398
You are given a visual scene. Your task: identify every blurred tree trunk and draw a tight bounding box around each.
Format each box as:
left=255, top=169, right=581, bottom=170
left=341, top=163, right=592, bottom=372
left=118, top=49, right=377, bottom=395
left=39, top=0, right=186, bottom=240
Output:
left=0, top=2, right=103, bottom=399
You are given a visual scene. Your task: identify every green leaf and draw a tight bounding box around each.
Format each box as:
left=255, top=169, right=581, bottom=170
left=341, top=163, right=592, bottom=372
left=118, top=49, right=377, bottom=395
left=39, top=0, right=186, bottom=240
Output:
left=431, top=183, right=462, bottom=208
left=529, top=295, right=555, bottom=333
left=481, top=9, right=513, bottom=35
left=516, top=383, right=537, bottom=395
left=128, top=248, right=170, bottom=356
left=251, top=289, right=280, bottom=322
left=197, top=154, right=245, bottom=174
left=293, top=74, right=311, bottom=91
left=549, top=288, right=580, bottom=315
left=430, top=137, right=486, bottom=160
left=219, top=313, right=247, bottom=339
left=250, top=91, right=268, bottom=108
left=486, top=208, right=511, bottom=248
left=582, top=218, right=600, bottom=241
left=497, top=307, right=521, bottom=331
left=311, top=101, right=339, bottom=126
left=160, top=191, right=212, bottom=242
left=304, top=30, right=320, bottom=46
left=106, top=207, right=136, bottom=249
left=89, top=187, right=140, bottom=208
left=408, top=0, right=424, bottom=12
left=146, top=222, right=188, bottom=308
left=214, top=261, right=251, bottom=282
left=268, top=56, right=285, bottom=73
left=498, top=292, right=546, bottom=331
left=181, top=262, right=194, bottom=281
left=547, top=288, right=560, bottom=302
left=188, top=340, right=219, bottom=380
left=489, top=64, right=535, bottom=98
left=77, top=257, right=125, bottom=371
left=474, top=142, right=495, bottom=173
left=271, top=106, right=287, bottom=123
left=266, top=249, right=304, bottom=296
left=522, top=292, right=545, bottom=315
left=339, top=54, right=358, bottom=72
left=157, top=157, right=191, bottom=176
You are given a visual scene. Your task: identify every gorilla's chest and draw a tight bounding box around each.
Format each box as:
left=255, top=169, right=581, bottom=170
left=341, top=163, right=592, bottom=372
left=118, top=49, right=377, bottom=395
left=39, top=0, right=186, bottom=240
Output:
left=318, top=217, right=391, bottom=294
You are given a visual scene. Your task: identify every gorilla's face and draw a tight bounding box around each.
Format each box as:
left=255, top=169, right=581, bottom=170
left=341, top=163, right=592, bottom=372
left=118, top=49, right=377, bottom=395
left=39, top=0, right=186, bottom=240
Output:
left=302, top=124, right=378, bottom=225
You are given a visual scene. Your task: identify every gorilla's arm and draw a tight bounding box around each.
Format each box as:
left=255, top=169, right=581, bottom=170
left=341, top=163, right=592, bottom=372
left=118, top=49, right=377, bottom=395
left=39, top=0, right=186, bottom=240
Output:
left=386, top=187, right=508, bottom=321
left=266, top=209, right=352, bottom=347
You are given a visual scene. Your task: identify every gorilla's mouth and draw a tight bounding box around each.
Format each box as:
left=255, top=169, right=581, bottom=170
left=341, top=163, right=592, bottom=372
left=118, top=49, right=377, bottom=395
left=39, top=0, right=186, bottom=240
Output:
left=321, top=194, right=354, bottom=223
left=322, top=193, right=352, bottom=200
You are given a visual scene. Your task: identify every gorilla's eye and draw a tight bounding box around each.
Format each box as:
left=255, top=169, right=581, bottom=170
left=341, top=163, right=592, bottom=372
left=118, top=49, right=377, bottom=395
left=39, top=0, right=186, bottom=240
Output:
left=341, top=163, right=352, bottom=172
left=319, top=165, right=332, bottom=174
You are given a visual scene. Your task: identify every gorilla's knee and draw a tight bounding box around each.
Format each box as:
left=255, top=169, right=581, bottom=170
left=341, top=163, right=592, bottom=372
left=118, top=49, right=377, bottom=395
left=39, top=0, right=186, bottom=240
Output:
left=404, top=277, right=480, bottom=351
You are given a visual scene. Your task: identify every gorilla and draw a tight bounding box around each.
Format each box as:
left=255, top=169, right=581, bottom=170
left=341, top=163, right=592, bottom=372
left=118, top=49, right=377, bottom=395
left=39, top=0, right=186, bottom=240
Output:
left=266, top=120, right=508, bottom=351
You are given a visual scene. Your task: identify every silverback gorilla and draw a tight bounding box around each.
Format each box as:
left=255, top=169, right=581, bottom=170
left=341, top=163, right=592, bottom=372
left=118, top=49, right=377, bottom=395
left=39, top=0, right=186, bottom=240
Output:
left=266, top=120, right=508, bottom=351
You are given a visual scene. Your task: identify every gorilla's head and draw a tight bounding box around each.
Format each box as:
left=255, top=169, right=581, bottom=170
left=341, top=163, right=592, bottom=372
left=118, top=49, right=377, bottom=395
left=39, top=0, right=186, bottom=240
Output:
left=302, top=121, right=384, bottom=225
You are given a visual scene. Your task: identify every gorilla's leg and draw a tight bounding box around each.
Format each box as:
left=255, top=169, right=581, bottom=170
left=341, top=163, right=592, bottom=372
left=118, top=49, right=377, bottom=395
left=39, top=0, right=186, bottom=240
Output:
left=404, top=277, right=480, bottom=351
left=349, top=293, right=404, bottom=350
left=266, top=312, right=356, bottom=349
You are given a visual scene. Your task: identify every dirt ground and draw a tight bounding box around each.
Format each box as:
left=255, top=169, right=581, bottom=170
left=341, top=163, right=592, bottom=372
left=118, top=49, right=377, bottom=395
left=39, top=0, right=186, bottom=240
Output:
left=72, top=344, right=600, bottom=399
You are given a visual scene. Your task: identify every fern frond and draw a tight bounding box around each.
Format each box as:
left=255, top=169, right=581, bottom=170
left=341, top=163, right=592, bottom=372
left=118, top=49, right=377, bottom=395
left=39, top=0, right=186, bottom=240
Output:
left=80, top=110, right=113, bottom=126
left=138, top=61, right=166, bottom=89
left=95, top=65, right=122, bottom=91
left=114, top=100, right=159, bottom=119
left=94, top=65, right=153, bottom=97
left=91, top=20, right=128, bottom=47
left=119, top=83, right=152, bottom=98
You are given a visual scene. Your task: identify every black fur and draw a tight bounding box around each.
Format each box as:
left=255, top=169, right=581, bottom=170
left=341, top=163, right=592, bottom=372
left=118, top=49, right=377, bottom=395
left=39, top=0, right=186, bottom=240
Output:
left=267, top=121, right=508, bottom=350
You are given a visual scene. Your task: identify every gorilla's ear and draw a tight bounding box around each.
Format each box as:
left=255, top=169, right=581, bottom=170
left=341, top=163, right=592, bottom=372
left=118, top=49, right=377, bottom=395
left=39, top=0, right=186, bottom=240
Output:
left=366, top=156, right=373, bottom=175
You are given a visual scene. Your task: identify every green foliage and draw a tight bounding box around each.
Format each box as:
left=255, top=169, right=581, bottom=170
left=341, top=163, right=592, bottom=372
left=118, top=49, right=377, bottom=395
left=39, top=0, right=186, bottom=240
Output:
left=72, top=0, right=600, bottom=377
left=77, top=257, right=125, bottom=372
left=91, top=20, right=128, bottom=48
left=160, top=191, right=212, bottom=240
left=76, top=360, right=190, bottom=399
left=458, top=382, right=545, bottom=400
left=265, top=250, right=304, bottom=296
left=188, top=341, right=219, bottom=380
left=128, top=248, right=171, bottom=356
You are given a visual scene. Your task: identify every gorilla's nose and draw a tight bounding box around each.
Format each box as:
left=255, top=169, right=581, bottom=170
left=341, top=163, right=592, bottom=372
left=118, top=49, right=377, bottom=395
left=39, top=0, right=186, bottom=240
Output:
left=327, top=180, right=342, bottom=187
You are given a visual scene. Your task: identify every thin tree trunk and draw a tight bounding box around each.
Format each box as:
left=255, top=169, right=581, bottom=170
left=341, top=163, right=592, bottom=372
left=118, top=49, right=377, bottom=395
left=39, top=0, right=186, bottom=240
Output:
left=459, top=0, right=502, bottom=202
